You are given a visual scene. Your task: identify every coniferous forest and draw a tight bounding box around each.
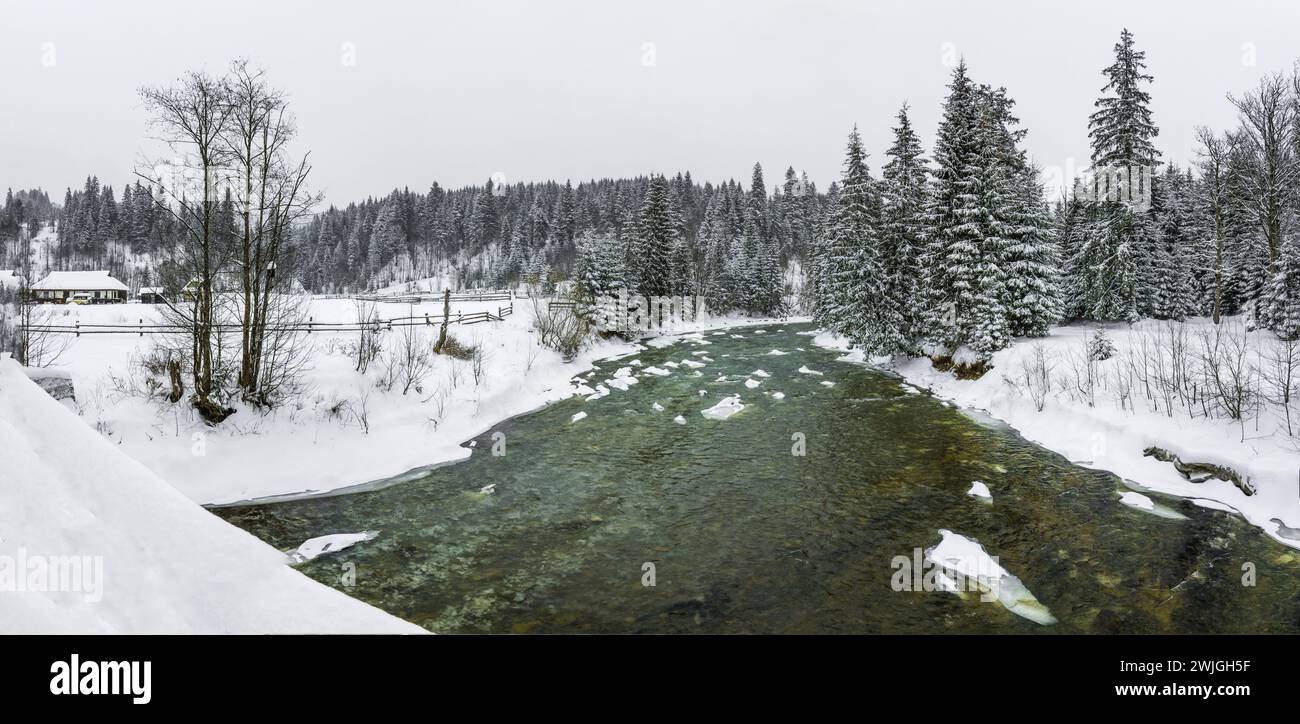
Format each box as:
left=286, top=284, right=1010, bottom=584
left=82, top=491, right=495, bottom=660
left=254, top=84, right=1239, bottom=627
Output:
left=4, top=29, right=1300, bottom=363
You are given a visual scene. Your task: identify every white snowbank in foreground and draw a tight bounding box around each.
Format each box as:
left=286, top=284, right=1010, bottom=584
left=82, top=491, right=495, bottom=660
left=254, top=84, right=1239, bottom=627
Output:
left=926, top=529, right=1056, bottom=626
left=0, top=358, right=420, bottom=634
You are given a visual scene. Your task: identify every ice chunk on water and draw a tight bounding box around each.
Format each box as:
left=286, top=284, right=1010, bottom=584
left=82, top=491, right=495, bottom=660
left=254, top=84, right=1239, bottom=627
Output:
left=770, top=391, right=785, bottom=400
left=820, top=381, right=835, bottom=387
left=798, top=365, right=823, bottom=375
left=289, top=531, right=378, bottom=564
left=967, top=481, right=993, bottom=501
left=744, top=378, right=761, bottom=389
left=767, top=349, right=787, bottom=356
left=652, top=402, right=665, bottom=412
left=585, top=385, right=610, bottom=401
left=1119, top=491, right=1154, bottom=510
left=751, top=369, right=771, bottom=378
left=926, top=529, right=1056, bottom=626
left=571, top=411, right=588, bottom=423
left=673, top=415, right=686, bottom=425
left=701, top=395, right=745, bottom=420
left=681, top=359, right=706, bottom=369
left=605, top=376, right=639, bottom=391
left=613, top=366, right=634, bottom=378
left=643, top=366, right=671, bottom=377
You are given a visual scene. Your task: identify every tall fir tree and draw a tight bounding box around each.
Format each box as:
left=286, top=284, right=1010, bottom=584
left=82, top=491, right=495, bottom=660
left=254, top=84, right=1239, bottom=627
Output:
left=628, top=175, right=678, bottom=302
left=878, top=104, right=929, bottom=353
left=1071, top=28, right=1161, bottom=322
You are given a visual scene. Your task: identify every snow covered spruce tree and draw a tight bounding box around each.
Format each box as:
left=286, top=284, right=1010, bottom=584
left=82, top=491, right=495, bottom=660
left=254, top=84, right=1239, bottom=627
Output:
left=923, top=61, right=984, bottom=353
left=627, top=174, right=677, bottom=300
left=817, top=126, right=889, bottom=351
left=1147, top=165, right=1200, bottom=320
left=573, top=229, right=626, bottom=322
left=1003, top=167, right=1062, bottom=337
left=1068, top=28, right=1160, bottom=323
left=918, top=61, right=1060, bottom=359
left=877, top=104, right=930, bottom=353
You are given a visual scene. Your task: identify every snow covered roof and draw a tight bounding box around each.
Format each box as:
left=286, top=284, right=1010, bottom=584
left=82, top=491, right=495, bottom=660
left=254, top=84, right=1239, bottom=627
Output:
left=31, top=271, right=128, bottom=292
left=138, top=287, right=165, bottom=295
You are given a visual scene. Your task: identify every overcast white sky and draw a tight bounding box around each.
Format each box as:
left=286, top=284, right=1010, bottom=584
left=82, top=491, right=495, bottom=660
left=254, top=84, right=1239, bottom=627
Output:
left=1, top=0, right=1296, bottom=205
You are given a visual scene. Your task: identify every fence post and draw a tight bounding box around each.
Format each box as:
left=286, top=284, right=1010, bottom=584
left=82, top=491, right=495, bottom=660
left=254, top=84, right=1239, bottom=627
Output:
left=139, top=318, right=144, bottom=337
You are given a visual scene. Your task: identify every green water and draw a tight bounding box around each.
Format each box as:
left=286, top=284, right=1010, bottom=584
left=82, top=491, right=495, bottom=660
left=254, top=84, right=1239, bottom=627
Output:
left=215, top=323, right=1300, bottom=633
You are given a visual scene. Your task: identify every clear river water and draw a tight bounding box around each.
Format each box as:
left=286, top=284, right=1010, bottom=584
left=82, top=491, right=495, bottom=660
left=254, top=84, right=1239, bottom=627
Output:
left=214, top=323, right=1300, bottom=633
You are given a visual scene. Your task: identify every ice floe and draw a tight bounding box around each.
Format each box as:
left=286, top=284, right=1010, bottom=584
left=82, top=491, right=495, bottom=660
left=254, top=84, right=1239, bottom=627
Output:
left=1119, top=491, right=1154, bottom=511
left=289, top=531, right=379, bottom=564
left=701, top=395, right=745, bottom=420
left=967, top=481, right=993, bottom=501
left=605, top=376, right=639, bottom=391
left=926, top=529, right=1056, bottom=626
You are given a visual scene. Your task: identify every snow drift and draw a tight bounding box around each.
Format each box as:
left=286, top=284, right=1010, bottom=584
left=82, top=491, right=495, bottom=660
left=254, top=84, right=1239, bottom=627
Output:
left=0, top=358, right=420, bottom=634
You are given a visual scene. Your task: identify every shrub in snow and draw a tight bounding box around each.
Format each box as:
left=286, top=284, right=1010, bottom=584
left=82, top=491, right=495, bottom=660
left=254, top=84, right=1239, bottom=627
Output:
left=1088, top=327, right=1116, bottom=361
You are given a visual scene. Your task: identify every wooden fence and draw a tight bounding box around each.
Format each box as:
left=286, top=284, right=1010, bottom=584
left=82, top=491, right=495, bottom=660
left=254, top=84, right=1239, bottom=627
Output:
left=353, top=289, right=517, bottom=304
left=21, top=304, right=515, bottom=337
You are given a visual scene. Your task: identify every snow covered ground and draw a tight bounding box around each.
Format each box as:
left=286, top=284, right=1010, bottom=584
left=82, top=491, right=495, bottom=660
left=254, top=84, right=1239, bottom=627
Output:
left=817, top=317, right=1300, bottom=551
left=35, top=292, right=796, bottom=505
left=0, top=356, right=421, bottom=633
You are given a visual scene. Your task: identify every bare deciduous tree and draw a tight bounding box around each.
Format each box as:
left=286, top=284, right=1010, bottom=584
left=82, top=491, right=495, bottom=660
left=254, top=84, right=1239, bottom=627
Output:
left=137, top=70, right=238, bottom=422
left=225, top=60, right=320, bottom=404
